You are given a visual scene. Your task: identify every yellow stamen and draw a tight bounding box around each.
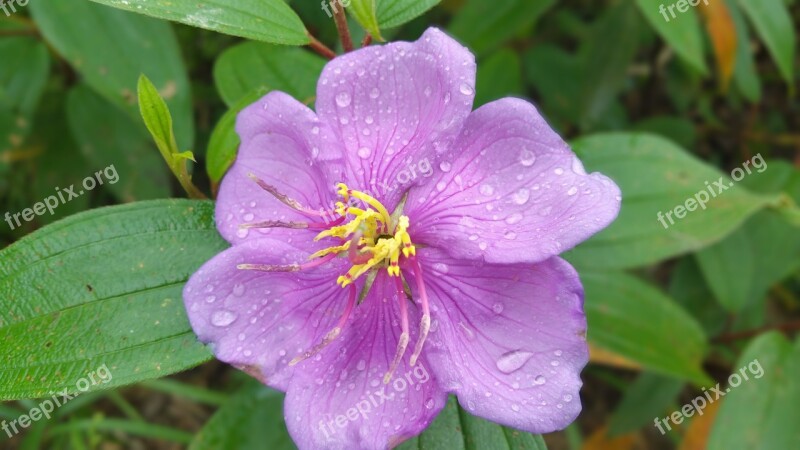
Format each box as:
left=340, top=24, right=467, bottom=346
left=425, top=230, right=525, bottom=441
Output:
left=315, top=184, right=416, bottom=287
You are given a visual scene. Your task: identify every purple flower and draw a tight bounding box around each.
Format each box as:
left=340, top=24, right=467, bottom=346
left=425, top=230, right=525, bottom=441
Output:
left=183, top=28, right=621, bottom=450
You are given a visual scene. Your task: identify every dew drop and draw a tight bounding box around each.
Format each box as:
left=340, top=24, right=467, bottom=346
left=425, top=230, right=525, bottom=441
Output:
left=534, top=375, right=546, bottom=385
left=496, top=350, right=534, bottom=374
left=519, top=149, right=536, bottom=166
left=369, top=87, right=380, bottom=99
left=567, top=186, right=578, bottom=196
left=232, top=283, right=246, bottom=296
left=511, top=404, right=521, bottom=412
left=554, top=168, right=564, bottom=175
left=432, top=263, right=449, bottom=274
left=335, top=92, right=351, bottom=107
left=505, top=213, right=523, bottom=225
left=492, top=303, right=504, bottom=314
left=436, top=181, right=447, bottom=192
left=459, top=83, right=474, bottom=96
left=423, top=86, right=432, bottom=97
left=425, top=399, right=435, bottom=409
left=479, top=184, right=495, bottom=196
left=512, top=188, right=530, bottom=205
left=357, top=147, right=372, bottom=159
left=211, top=310, right=238, bottom=327
left=357, top=359, right=367, bottom=371
left=439, top=161, right=452, bottom=172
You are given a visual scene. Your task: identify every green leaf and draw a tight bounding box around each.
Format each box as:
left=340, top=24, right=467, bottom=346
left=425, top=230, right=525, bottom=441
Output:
left=608, top=373, right=685, bottom=435
left=566, top=133, right=775, bottom=269
left=582, top=271, right=711, bottom=385
left=578, top=1, right=642, bottom=130
left=708, top=333, right=800, bottom=450
left=474, top=49, right=524, bottom=107
left=87, top=0, right=309, bottom=45
left=0, top=37, right=50, bottom=161
left=190, top=381, right=293, bottom=450
left=522, top=44, right=583, bottom=128
left=448, top=0, right=555, bottom=56
left=695, top=161, right=800, bottom=312
left=29, top=0, right=195, bottom=149
left=137, top=74, right=205, bottom=199
left=207, top=89, right=267, bottom=185
left=137, top=74, right=181, bottom=162
left=348, top=0, right=383, bottom=40
left=377, top=0, right=441, bottom=29
left=66, top=85, right=171, bottom=201
left=668, top=258, right=727, bottom=337
left=0, top=200, right=226, bottom=400
left=213, top=42, right=325, bottom=107
left=726, top=0, right=762, bottom=102
left=737, top=0, right=796, bottom=88
left=634, top=0, right=708, bottom=74
left=396, top=397, right=548, bottom=450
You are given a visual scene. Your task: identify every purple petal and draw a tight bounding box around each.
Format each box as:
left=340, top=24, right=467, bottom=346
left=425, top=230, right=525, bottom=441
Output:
left=182, top=237, right=352, bottom=391
left=410, top=248, right=588, bottom=433
left=315, top=27, right=476, bottom=209
left=216, top=91, right=344, bottom=245
left=284, top=272, right=447, bottom=450
left=405, top=98, right=621, bottom=265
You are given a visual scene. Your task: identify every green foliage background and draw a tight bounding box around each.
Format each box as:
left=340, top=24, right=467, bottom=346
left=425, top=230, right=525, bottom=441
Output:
left=1, top=0, right=799, bottom=448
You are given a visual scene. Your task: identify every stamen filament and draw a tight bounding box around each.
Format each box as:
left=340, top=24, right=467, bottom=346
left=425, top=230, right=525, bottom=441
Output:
left=237, top=254, right=336, bottom=273
left=248, top=173, right=329, bottom=218
left=409, top=257, right=431, bottom=366
left=384, top=276, right=410, bottom=384
left=289, top=285, right=357, bottom=366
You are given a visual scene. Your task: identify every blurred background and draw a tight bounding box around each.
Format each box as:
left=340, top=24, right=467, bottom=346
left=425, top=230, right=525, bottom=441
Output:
left=1, top=0, right=798, bottom=449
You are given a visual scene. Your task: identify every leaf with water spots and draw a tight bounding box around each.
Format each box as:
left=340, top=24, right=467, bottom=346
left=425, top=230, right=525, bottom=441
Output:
left=0, top=200, right=227, bottom=400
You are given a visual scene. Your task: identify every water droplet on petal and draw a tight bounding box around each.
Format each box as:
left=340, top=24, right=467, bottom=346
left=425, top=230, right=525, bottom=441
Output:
left=432, top=263, right=449, bottom=274
left=496, top=350, right=534, bottom=374
left=459, top=83, right=474, bottom=96
left=512, top=188, right=530, bottom=205
left=357, top=147, right=372, bottom=159
left=439, top=161, right=452, bottom=172
left=335, top=92, right=351, bottom=107
left=436, top=181, right=447, bottom=192
left=232, top=284, right=246, bottom=296
left=534, top=375, right=546, bottom=385
left=520, top=149, right=536, bottom=166
left=369, top=88, right=380, bottom=99
left=567, top=186, right=578, bottom=196
left=492, top=303, right=504, bottom=314
left=425, top=398, right=435, bottom=409
left=505, top=213, right=523, bottom=225
left=480, top=184, right=494, bottom=196
left=211, top=310, right=238, bottom=327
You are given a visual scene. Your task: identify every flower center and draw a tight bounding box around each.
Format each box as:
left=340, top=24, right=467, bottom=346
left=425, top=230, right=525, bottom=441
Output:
left=309, top=183, right=416, bottom=287
left=237, top=175, right=430, bottom=383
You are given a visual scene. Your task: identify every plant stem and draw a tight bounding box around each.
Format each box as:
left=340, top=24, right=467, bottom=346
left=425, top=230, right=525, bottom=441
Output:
left=307, top=33, right=336, bottom=60
left=362, top=34, right=373, bottom=47
left=713, top=320, right=800, bottom=344
left=330, top=1, right=353, bottom=52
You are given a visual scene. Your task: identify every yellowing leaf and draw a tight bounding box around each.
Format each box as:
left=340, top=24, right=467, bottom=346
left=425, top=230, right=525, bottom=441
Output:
left=699, top=1, right=737, bottom=91
left=679, top=399, right=722, bottom=450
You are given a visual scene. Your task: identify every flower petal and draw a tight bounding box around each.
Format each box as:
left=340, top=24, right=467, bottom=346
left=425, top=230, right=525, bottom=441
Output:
left=405, top=98, right=621, bottom=265
left=315, top=27, right=476, bottom=209
left=182, top=237, right=351, bottom=391
left=410, top=248, right=588, bottom=433
left=284, top=272, right=447, bottom=450
left=216, top=91, right=344, bottom=245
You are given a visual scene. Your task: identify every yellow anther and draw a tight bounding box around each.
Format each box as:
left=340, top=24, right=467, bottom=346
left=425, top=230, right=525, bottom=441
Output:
left=316, top=186, right=416, bottom=286
left=309, top=241, right=350, bottom=260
